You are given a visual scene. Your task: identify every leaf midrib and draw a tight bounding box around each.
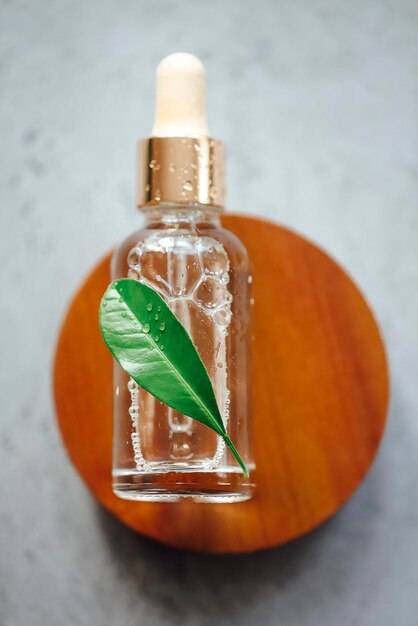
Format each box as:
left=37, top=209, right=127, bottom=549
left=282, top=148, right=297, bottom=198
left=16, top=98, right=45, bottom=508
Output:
left=127, top=305, right=225, bottom=435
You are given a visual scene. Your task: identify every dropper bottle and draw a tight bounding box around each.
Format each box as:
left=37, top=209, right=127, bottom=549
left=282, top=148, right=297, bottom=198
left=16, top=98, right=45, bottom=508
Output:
left=112, top=53, right=254, bottom=502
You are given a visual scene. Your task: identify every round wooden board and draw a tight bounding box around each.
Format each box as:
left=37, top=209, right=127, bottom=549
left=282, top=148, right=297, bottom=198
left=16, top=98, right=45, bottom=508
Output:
left=53, top=215, right=389, bottom=553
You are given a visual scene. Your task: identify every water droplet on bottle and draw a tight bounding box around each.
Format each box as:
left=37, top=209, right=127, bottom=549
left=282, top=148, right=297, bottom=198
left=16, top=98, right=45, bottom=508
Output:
left=157, top=305, right=162, bottom=312
left=160, top=345, right=165, bottom=351
left=159, top=322, right=166, bottom=331
left=119, top=297, right=124, bottom=303
left=168, top=162, right=176, bottom=173
left=145, top=183, right=151, bottom=192
left=127, top=269, right=139, bottom=280
left=154, top=335, right=160, bottom=342
left=248, top=275, right=253, bottom=284
left=121, top=311, right=127, bottom=318
left=127, top=246, right=142, bottom=268
left=143, top=323, right=150, bottom=333
left=194, top=143, right=201, bottom=152
left=209, top=186, right=217, bottom=199
left=154, top=189, right=161, bottom=201
left=182, top=180, right=193, bottom=192
left=149, top=159, right=159, bottom=169
left=217, top=362, right=223, bottom=368
left=154, top=313, right=159, bottom=321
left=146, top=303, right=153, bottom=311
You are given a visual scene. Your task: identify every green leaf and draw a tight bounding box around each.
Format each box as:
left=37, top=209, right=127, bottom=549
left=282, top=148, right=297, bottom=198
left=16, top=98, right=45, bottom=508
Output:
left=99, top=278, right=248, bottom=476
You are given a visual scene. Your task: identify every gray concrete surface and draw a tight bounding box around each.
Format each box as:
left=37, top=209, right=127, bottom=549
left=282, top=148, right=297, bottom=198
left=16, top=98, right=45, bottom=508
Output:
left=1, top=1, right=417, bottom=624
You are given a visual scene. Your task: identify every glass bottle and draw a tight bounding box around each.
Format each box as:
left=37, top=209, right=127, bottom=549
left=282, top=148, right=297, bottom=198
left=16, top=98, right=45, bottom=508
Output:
left=111, top=54, right=255, bottom=502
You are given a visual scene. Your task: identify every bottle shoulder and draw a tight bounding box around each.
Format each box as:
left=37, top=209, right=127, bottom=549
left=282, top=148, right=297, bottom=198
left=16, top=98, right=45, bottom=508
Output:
left=113, top=222, right=249, bottom=275
left=198, top=224, right=249, bottom=272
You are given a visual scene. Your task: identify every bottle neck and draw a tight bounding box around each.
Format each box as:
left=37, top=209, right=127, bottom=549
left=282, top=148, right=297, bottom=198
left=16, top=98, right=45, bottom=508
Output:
left=142, top=202, right=222, bottom=228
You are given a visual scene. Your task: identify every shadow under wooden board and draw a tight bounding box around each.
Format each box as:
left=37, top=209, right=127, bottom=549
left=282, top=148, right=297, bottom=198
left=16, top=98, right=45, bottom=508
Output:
left=53, top=215, right=389, bottom=553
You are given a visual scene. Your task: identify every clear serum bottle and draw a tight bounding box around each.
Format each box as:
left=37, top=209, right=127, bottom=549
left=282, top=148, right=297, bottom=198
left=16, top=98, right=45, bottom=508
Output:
left=112, top=53, right=255, bottom=502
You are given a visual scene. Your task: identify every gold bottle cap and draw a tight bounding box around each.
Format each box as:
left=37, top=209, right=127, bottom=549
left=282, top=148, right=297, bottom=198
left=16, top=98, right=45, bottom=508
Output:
left=137, top=136, right=225, bottom=209
left=136, top=53, right=226, bottom=210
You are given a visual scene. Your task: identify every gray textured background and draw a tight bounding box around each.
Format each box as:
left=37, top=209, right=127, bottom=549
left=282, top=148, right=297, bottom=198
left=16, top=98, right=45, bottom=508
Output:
left=1, top=1, right=417, bottom=625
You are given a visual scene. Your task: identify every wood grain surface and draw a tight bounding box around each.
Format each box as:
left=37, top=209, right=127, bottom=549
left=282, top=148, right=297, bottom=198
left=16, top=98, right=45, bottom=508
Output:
left=53, top=215, right=389, bottom=553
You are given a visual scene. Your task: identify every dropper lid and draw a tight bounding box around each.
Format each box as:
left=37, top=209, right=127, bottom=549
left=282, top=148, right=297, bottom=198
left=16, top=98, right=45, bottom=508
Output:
left=152, top=53, right=209, bottom=137
left=136, top=53, right=226, bottom=210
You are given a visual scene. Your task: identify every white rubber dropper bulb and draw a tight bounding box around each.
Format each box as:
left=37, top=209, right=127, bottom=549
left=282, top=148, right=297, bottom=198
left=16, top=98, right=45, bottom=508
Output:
left=152, top=52, right=209, bottom=137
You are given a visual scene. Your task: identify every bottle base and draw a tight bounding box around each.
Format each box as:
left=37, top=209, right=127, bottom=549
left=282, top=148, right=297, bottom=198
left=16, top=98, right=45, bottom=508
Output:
left=113, top=469, right=255, bottom=503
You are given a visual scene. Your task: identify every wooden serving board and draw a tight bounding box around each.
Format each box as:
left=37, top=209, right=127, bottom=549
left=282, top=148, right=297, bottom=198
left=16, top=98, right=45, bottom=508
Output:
left=53, top=215, right=389, bottom=553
